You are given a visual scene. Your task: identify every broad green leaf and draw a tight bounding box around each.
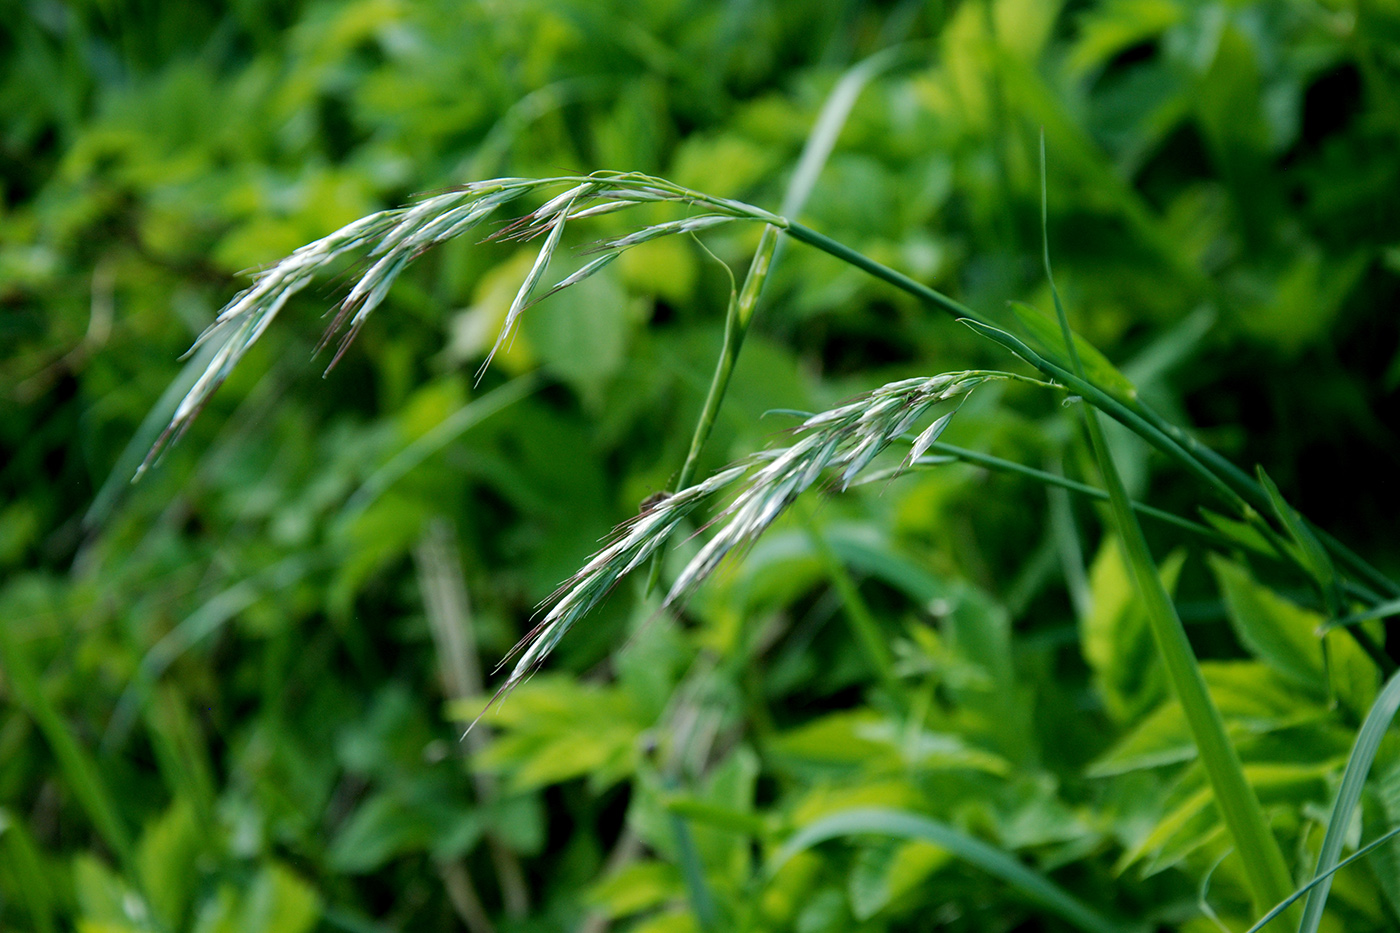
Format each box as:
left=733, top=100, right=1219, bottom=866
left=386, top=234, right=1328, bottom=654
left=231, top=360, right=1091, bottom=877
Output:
left=241, top=864, right=320, bottom=933
left=72, top=855, right=134, bottom=929
left=136, top=798, right=202, bottom=929
left=587, top=861, right=684, bottom=919
left=523, top=258, right=632, bottom=409
left=1089, top=662, right=1329, bottom=777
left=193, top=864, right=320, bottom=933
left=1068, top=0, right=1183, bottom=75
left=1126, top=763, right=1332, bottom=877
left=847, top=839, right=951, bottom=921
left=326, top=790, right=481, bottom=873
left=628, top=908, right=700, bottom=933
left=1082, top=538, right=1183, bottom=722
left=769, top=709, right=1008, bottom=776
left=1209, top=555, right=1326, bottom=693
left=453, top=676, right=648, bottom=792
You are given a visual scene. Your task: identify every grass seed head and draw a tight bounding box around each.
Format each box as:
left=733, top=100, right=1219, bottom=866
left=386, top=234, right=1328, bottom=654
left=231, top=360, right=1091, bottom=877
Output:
left=484, top=371, right=1004, bottom=708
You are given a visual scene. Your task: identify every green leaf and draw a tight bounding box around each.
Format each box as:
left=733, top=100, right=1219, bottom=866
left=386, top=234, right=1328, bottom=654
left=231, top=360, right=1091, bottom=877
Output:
left=847, top=839, right=951, bottom=921
left=1088, top=661, right=1330, bottom=778
left=1199, top=508, right=1275, bottom=556
left=523, top=258, right=632, bottom=409
left=136, top=798, right=202, bottom=929
left=1209, top=555, right=1326, bottom=693
left=193, top=864, right=321, bottom=933
left=770, top=808, right=1134, bottom=933
left=587, top=861, right=684, bottom=919
left=1256, top=466, right=1339, bottom=600
left=1082, top=537, right=1183, bottom=722
left=0, top=808, right=58, bottom=933
left=326, top=790, right=482, bottom=874
left=769, top=709, right=1008, bottom=776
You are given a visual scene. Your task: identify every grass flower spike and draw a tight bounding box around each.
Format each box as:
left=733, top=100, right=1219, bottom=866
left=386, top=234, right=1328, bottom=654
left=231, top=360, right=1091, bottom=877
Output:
left=140, top=173, right=783, bottom=475
left=490, top=370, right=1032, bottom=702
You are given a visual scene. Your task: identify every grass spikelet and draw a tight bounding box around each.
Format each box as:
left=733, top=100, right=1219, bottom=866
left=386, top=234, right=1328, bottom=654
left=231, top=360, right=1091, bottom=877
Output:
left=484, top=370, right=1021, bottom=708
left=141, top=172, right=788, bottom=475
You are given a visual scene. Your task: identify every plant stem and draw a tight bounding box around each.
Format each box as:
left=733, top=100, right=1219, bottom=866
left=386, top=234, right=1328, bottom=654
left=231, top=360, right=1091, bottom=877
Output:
left=783, top=221, right=985, bottom=324
left=782, top=219, right=1400, bottom=602
left=894, top=442, right=1237, bottom=543
left=679, top=225, right=778, bottom=494
left=1083, top=397, right=1300, bottom=924
left=644, top=225, right=779, bottom=595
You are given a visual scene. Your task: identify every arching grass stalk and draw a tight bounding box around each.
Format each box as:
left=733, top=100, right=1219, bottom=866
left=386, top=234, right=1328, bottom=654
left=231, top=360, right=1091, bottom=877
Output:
left=140, top=163, right=1397, bottom=621
left=1035, top=137, right=1298, bottom=927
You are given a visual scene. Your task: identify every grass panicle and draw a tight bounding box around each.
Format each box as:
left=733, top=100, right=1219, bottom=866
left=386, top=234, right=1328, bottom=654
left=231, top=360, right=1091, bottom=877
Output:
left=487, top=371, right=1008, bottom=706
left=140, top=173, right=784, bottom=476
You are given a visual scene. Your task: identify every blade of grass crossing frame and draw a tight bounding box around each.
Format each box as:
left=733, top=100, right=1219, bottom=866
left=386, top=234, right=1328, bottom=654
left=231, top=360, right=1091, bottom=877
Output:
left=770, top=808, right=1136, bottom=933
left=1034, top=133, right=1298, bottom=925
left=782, top=207, right=1399, bottom=603
left=1245, top=825, right=1400, bottom=933
left=1298, top=669, right=1400, bottom=933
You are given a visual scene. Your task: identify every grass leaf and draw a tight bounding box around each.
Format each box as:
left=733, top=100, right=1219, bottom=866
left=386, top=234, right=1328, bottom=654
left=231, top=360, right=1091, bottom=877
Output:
left=1297, top=669, right=1400, bottom=933
left=769, top=808, right=1136, bottom=933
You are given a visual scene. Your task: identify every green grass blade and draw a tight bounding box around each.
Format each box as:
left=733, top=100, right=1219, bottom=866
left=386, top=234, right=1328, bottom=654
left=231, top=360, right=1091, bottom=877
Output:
left=779, top=45, right=910, bottom=219
left=1257, top=466, right=1340, bottom=603
left=769, top=808, right=1135, bottom=933
left=784, top=206, right=1396, bottom=604
left=857, top=440, right=1241, bottom=546
left=1298, top=669, right=1400, bottom=933
left=1008, top=299, right=1136, bottom=402
left=1032, top=134, right=1297, bottom=925
left=1322, top=596, right=1400, bottom=632
left=1246, top=825, right=1400, bottom=933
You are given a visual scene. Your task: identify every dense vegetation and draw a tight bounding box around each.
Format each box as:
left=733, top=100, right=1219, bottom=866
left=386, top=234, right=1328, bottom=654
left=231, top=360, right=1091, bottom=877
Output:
left=4, top=1, right=1400, bottom=931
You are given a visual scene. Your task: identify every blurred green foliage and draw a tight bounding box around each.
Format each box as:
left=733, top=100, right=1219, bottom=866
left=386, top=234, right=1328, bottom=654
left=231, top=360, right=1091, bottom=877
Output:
left=3, top=0, right=1400, bottom=931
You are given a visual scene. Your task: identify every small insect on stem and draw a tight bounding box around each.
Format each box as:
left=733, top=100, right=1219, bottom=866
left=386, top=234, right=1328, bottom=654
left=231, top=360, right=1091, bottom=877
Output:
left=639, top=491, right=673, bottom=514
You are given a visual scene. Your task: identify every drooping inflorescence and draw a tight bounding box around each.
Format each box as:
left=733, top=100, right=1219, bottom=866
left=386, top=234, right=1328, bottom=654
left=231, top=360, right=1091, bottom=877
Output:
left=486, top=370, right=1010, bottom=706
left=141, top=172, right=783, bottom=476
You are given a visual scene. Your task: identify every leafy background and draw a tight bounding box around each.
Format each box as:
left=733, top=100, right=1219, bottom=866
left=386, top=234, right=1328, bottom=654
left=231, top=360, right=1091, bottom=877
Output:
left=3, top=1, right=1400, bottom=931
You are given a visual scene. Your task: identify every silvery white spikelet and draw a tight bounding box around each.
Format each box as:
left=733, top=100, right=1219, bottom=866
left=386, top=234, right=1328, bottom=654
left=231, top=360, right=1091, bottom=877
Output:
left=484, top=370, right=1009, bottom=709
left=142, top=173, right=784, bottom=474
